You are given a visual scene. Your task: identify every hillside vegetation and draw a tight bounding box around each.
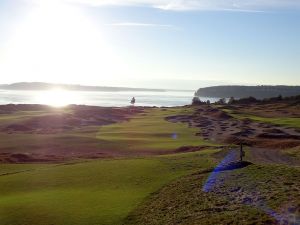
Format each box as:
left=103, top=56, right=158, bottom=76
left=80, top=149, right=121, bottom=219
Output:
left=195, top=85, right=300, bottom=99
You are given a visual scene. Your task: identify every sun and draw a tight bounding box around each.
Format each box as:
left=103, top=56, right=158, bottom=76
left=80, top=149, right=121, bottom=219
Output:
left=1, top=0, right=125, bottom=83
left=35, top=88, right=80, bottom=107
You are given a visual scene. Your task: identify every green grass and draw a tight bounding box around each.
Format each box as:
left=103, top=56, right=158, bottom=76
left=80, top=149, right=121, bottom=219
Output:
left=97, top=108, right=216, bottom=152
left=0, top=110, right=62, bottom=125
left=0, top=131, right=104, bottom=154
left=0, top=108, right=91, bottom=154
left=223, top=109, right=300, bottom=129
left=0, top=164, right=51, bottom=176
left=0, top=107, right=220, bottom=224
left=0, top=150, right=217, bottom=225
left=1, top=106, right=298, bottom=225
left=283, top=146, right=300, bottom=160
left=0, top=107, right=216, bottom=155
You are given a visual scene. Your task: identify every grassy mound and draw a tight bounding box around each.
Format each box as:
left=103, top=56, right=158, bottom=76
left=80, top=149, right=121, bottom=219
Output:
left=125, top=164, right=300, bottom=225
left=97, top=108, right=216, bottom=152
left=0, top=106, right=216, bottom=161
left=224, top=109, right=300, bottom=129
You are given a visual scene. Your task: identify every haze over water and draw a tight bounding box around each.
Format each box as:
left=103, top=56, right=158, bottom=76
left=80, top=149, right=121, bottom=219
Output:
left=0, top=89, right=220, bottom=107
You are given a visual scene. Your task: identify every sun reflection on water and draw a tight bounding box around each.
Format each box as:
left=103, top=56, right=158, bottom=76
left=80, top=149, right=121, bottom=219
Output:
left=35, top=89, right=80, bottom=107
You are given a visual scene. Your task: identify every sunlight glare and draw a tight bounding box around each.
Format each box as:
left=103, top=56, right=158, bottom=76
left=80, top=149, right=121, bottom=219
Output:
left=35, top=88, right=80, bottom=107
left=1, top=1, right=125, bottom=83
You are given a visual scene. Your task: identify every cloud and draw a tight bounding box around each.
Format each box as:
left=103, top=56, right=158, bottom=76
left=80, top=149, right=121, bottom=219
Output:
left=28, top=0, right=300, bottom=11
left=106, top=22, right=177, bottom=29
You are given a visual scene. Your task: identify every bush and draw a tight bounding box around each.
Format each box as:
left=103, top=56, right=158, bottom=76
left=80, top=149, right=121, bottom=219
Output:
left=192, top=97, right=203, bottom=105
left=216, top=98, right=226, bottom=105
left=228, top=97, right=235, bottom=104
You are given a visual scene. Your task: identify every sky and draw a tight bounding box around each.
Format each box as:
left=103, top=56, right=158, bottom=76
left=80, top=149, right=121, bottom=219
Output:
left=0, top=0, right=299, bottom=89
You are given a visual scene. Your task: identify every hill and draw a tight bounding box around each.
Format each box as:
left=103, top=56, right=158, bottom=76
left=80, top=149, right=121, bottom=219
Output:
left=0, top=82, right=166, bottom=92
left=195, top=85, right=300, bottom=99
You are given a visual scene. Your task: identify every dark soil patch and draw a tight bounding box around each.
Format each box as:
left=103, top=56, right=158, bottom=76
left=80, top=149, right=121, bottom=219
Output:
left=257, top=133, right=300, bottom=140
left=215, top=161, right=253, bottom=172
left=174, top=146, right=218, bottom=153
left=0, top=153, right=65, bottom=163
left=3, top=124, right=33, bottom=132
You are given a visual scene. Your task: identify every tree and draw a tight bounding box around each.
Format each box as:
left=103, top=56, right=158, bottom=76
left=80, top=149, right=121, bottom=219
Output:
left=228, top=97, right=235, bottom=104
left=192, top=96, right=202, bottom=105
left=130, top=97, right=136, bottom=105
left=216, top=98, right=226, bottom=105
left=206, top=100, right=210, bottom=105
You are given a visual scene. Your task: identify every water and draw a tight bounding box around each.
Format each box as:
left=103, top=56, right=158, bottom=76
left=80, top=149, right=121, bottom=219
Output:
left=0, top=89, right=220, bottom=107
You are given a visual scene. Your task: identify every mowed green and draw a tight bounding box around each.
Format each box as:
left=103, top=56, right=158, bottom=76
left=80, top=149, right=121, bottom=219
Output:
left=97, top=107, right=215, bottom=152
left=0, top=150, right=216, bottom=225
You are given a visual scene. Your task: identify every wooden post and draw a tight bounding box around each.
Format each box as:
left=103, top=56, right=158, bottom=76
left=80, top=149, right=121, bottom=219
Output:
left=240, top=143, right=243, bottom=162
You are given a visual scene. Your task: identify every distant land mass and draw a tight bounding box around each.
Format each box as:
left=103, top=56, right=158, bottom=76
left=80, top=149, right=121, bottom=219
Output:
left=195, top=85, right=300, bottom=99
left=0, top=82, right=168, bottom=92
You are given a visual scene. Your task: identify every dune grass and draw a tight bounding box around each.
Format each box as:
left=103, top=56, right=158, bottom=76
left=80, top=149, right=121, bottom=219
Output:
left=125, top=163, right=300, bottom=225
left=0, top=163, right=51, bottom=176
left=223, top=109, right=300, bottom=129
left=0, top=107, right=216, bottom=156
left=0, top=108, right=90, bottom=155
left=97, top=107, right=216, bottom=152
left=284, top=146, right=300, bottom=160
left=237, top=114, right=300, bottom=128
left=0, top=110, right=60, bottom=125
left=0, top=150, right=217, bottom=225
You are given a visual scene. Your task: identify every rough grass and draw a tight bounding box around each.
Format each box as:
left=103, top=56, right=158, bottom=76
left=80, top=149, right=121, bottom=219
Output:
left=0, top=109, right=98, bottom=156
left=284, top=146, right=300, bottom=160
left=0, top=150, right=217, bottom=225
left=125, top=163, right=300, bottom=225
left=1, top=106, right=299, bottom=225
left=97, top=108, right=216, bottom=152
left=0, top=110, right=61, bottom=125
left=0, top=164, right=50, bottom=176
left=224, top=109, right=300, bottom=129
left=0, top=107, right=216, bottom=158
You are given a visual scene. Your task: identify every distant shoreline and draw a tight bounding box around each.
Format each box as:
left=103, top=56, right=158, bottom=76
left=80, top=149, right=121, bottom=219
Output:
left=0, top=88, right=199, bottom=107
left=0, top=82, right=194, bottom=93
left=195, top=85, right=300, bottom=99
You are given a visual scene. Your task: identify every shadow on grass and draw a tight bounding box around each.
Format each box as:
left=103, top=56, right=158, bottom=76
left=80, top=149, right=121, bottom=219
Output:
left=215, top=161, right=253, bottom=172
